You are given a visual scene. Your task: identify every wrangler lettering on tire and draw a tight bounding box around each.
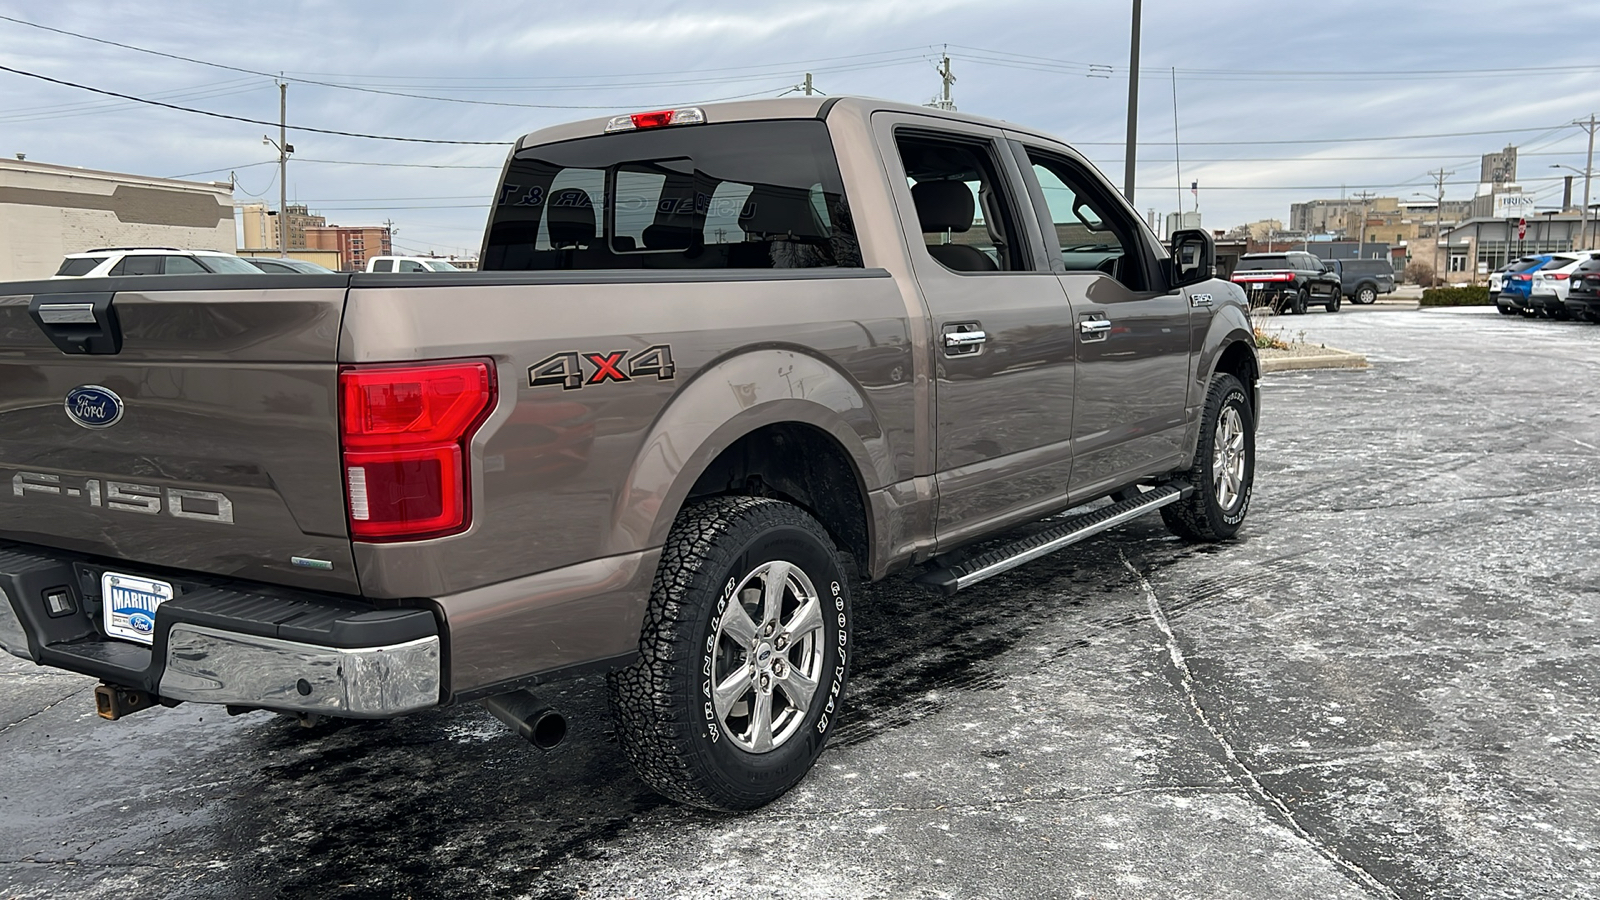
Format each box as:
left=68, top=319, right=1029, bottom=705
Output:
left=608, top=496, right=851, bottom=811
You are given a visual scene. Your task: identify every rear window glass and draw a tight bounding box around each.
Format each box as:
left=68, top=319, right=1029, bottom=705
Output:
left=1236, top=255, right=1291, bottom=270
left=483, top=120, right=860, bottom=271
left=54, top=257, right=105, bottom=276
left=1509, top=258, right=1547, bottom=273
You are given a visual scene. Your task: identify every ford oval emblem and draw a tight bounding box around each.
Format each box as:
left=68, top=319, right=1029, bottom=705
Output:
left=64, top=385, right=124, bottom=430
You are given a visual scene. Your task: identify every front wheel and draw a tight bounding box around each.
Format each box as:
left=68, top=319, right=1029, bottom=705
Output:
left=608, top=496, right=852, bottom=811
left=1162, top=372, right=1255, bottom=541
left=1327, top=291, right=1342, bottom=312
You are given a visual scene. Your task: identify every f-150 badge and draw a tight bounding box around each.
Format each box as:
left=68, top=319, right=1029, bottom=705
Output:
left=529, top=344, right=675, bottom=390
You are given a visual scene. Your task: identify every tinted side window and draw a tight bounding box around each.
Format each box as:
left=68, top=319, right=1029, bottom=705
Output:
left=162, top=256, right=207, bottom=274
left=55, top=257, right=105, bottom=276
left=371, top=259, right=394, bottom=272
left=399, top=260, right=427, bottom=273
left=110, top=256, right=161, bottom=276
left=895, top=132, right=1027, bottom=274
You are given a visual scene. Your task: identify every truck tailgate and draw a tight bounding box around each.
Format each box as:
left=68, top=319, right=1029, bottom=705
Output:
left=0, top=275, right=358, bottom=593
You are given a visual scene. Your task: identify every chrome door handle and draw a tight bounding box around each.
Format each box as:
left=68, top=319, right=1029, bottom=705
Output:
left=944, top=330, right=988, bottom=347
left=1078, top=319, right=1112, bottom=335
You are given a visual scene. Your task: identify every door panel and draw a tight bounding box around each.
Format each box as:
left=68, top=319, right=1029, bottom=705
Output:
left=871, top=113, right=1076, bottom=545
left=1015, top=145, right=1192, bottom=500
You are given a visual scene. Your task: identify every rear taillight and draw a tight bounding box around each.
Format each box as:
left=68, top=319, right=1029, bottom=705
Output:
left=339, top=359, right=496, bottom=542
left=1550, top=273, right=1570, bottom=280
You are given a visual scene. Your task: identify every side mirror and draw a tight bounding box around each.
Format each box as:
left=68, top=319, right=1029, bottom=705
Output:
left=1169, top=228, right=1214, bottom=288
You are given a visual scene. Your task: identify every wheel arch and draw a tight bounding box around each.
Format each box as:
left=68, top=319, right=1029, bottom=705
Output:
left=606, top=347, right=885, bottom=575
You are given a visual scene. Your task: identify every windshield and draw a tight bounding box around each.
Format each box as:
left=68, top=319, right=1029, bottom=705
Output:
left=200, top=255, right=266, bottom=274
left=1236, top=256, right=1291, bottom=270
left=484, top=120, right=859, bottom=271
left=424, top=260, right=461, bottom=272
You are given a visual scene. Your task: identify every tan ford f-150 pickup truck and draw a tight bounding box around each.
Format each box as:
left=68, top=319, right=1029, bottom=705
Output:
left=0, top=97, right=1258, bottom=811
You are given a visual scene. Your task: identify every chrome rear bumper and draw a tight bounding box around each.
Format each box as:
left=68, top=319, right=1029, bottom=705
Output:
left=159, top=625, right=441, bottom=718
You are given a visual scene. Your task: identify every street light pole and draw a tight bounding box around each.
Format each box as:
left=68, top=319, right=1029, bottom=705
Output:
left=1122, top=0, right=1141, bottom=202
left=1579, top=114, right=1597, bottom=249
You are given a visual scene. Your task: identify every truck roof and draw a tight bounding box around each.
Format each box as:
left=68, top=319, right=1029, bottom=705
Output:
left=512, top=96, right=1055, bottom=152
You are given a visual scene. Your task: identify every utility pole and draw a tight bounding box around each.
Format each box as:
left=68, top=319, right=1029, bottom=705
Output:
left=1122, top=0, right=1141, bottom=203
left=278, top=80, right=288, bottom=258
left=934, top=51, right=956, bottom=110
left=1429, top=168, right=1453, bottom=278
left=1578, top=114, right=1597, bottom=250
left=1171, top=67, right=1183, bottom=228
left=803, top=73, right=814, bottom=96
left=1352, top=190, right=1376, bottom=258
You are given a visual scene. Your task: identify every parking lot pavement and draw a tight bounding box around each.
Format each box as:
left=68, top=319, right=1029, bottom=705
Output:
left=2, top=307, right=1596, bottom=900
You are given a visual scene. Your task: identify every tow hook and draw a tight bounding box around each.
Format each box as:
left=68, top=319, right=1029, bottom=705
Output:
left=94, top=683, right=157, bottom=720
left=484, top=689, right=568, bottom=751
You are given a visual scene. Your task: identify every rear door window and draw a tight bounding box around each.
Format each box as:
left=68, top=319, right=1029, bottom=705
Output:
left=370, top=259, right=394, bottom=272
left=109, top=256, right=161, bottom=276
left=484, top=120, right=859, bottom=271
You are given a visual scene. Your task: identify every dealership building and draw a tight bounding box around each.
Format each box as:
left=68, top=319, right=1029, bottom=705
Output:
left=0, top=157, right=235, bottom=281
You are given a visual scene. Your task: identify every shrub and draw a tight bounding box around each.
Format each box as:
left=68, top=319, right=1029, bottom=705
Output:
left=1404, top=261, right=1439, bottom=287
left=1253, top=325, right=1289, bottom=349
left=1420, top=285, right=1492, bottom=306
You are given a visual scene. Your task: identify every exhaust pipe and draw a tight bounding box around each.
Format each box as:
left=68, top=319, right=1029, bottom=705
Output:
left=484, top=689, right=568, bottom=751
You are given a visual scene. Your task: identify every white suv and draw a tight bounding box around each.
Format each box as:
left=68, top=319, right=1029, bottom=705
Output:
left=52, top=247, right=263, bottom=278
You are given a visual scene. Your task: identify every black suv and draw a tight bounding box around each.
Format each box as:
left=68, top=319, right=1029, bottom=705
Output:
left=1229, top=251, right=1344, bottom=314
left=1565, top=257, right=1600, bottom=323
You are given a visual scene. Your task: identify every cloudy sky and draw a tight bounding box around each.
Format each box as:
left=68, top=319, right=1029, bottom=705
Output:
left=4, top=0, right=1600, bottom=256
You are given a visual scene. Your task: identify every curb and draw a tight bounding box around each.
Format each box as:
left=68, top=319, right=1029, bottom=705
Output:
left=1260, top=347, right=1368, bottom=374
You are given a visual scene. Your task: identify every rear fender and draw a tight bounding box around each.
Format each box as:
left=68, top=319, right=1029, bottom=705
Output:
left=606, top=347, right=887, bottom=556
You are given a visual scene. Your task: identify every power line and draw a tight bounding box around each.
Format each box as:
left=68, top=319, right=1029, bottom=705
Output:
left=0, top=63, right=514, bottom=144
left=1072, top=123, right=1574, bottom=147
left=0, top=14, right=920, bottom=106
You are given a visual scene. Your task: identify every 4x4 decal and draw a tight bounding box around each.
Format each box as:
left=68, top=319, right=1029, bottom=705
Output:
left=529, top=344, right=676, bottom=390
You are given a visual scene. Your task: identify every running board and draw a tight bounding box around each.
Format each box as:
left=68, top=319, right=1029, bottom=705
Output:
left=914, top=483, right=1191, bottom=596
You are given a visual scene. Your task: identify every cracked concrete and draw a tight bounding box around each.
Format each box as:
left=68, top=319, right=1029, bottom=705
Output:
left=0, top=305, right=1596, bottom=899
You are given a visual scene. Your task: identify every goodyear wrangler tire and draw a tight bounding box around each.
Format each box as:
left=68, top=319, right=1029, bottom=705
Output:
left=607, top=496, right=851, bottom=811
left=1161, top=372, right=1255, bottom=541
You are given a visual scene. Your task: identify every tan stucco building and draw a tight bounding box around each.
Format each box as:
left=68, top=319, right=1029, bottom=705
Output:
left=0, top=158, right=235, bottom=281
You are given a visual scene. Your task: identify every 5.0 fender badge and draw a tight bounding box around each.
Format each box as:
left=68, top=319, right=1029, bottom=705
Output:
left=64, top=385, right=124, bottom=429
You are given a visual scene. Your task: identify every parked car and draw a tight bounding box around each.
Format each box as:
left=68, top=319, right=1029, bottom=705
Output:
left=1563, top=256, right=1600, bottom=322
left=0, top=96, right=1258, bottom=812
left=1323, top=258, right=1395, bottom=304
left=366, top=255, right=462, bottom=273
left=1229, top=251, right=1343, bottom=313
left=245, top=257, right=338, bottom=274
left=1528, top=251, right=1600, bottom=318
left=1498, top=255, right=1560, bottom=316
left=51, top=247, right=263, bottom=278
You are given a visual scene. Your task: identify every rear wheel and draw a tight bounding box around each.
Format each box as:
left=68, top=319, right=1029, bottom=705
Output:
left=608, top=496, right=851, bottom=811
left=1291, top=288, right=1309, bottom=315
left=1162, top=372, right=1255, bottom=541
left=1356, top=285, right=1377, bottom=305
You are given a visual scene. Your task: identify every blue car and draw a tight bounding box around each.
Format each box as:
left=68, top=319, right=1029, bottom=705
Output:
left=1498, top=255, right=1555, bottom=316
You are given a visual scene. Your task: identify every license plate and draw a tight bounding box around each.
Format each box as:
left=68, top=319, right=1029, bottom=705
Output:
left=102, top=572, right=174, bottom=644
left=1251, top=283, right=1263, bottom=291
